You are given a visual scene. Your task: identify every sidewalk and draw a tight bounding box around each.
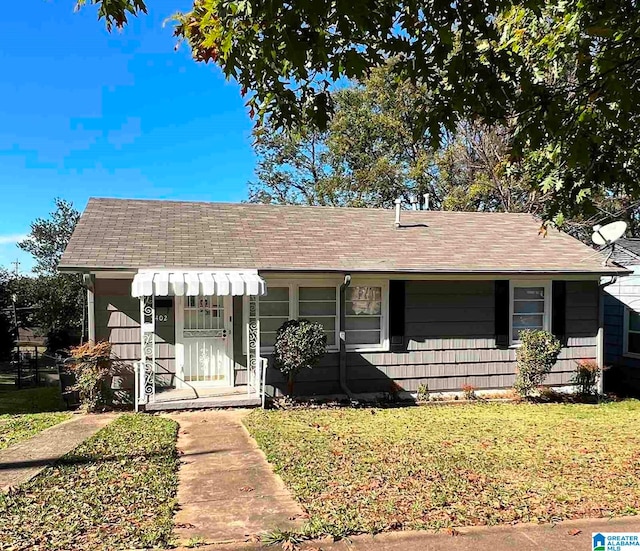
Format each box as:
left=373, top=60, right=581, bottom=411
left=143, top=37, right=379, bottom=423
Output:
left=167, top=410, right=305, bottom=545
left=187, top=516, right=640, bottom=551
left=0, top=413, right=117, bottom=492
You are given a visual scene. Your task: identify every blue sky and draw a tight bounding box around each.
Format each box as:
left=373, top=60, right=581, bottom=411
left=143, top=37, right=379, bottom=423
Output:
left=0, top=0, right=256, bottom=272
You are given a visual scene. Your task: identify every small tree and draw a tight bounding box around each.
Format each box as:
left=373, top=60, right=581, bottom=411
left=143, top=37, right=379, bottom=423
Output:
left=274, top=319, right=327, bottom=395
left=69, top=341, right=114, bottom=412
left=514, top=330, right=562, bottom=398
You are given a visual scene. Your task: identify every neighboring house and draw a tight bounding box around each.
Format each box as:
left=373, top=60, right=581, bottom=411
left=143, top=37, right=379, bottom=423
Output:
left=58, top=198, right=625, bottom=409
left=603, top=238, right=640, bottom=394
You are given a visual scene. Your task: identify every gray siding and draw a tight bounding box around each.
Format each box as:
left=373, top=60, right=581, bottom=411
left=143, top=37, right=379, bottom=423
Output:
left=94, top=279, right=175, bottom=399
left=266, top=280, right=599, bottom=396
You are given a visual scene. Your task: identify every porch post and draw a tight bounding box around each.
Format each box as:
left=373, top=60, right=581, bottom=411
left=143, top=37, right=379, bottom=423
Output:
left=139, top=294, right=156, bottom=406
left=246, top=295, right=261, bottom=397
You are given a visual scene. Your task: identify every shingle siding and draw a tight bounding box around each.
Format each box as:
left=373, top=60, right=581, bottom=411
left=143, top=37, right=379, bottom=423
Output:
left=95, top=277, right=599, bottom=399
left=266, top=280, right=599, bottom=396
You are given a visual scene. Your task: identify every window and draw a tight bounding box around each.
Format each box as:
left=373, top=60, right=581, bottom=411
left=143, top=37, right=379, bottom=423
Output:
left=510, top=283, right=550, bottom=344
left=184, top=296, right=224, bottom=331
left=626, top=308, right=640, bottom=355
left=345, top=285, right=385, bottom=349
left=298, top=287, right=337, bottom=346
left=258, top=287, right=290, bottom=347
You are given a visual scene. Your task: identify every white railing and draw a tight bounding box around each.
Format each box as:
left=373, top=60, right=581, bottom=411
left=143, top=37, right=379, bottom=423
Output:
left=134, top=360, right=154, bottom=412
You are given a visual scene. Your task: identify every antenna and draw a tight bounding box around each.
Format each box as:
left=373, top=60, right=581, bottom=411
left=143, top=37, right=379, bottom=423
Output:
left=591, top=221, right=627, bottom=246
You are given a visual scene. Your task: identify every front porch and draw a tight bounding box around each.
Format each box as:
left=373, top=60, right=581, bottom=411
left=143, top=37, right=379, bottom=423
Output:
left=145, top=385, right=261, bottom=411
left=130, top=270, right=267, bottom=412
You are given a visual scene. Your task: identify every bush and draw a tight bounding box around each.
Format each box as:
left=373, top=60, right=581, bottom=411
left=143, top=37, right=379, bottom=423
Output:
left=572, top=359, right=602, bottom=396
left=274, top=319, right=327, bottom=395
left=461, top=384, right=477, bottom=400
left=68, top=341, right=114, bottom=412
left=514, top=330, right=562, bottom=398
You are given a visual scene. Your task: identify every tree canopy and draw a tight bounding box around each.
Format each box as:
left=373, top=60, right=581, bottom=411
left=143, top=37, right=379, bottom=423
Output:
left=82, top=0, right=640, bottom=222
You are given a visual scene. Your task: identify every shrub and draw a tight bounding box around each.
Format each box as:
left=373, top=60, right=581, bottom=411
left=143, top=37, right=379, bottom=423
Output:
left=572, top=359, right=602, bottom=396
left=514, top=330, right=562, bottom=398
left=68, top=341, right=114, bottom=412
left=274, top=319, right=327, bottom=395
left=416, top=383, right=430, bottom=402
left=461, top=384, right=476, bottom=400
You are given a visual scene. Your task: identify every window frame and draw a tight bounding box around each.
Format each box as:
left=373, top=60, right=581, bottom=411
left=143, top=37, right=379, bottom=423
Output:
left=508, top=280, right=552, bottom=346
left=623, top=306, right=640, bottom=358
left=345, top=279, right=390, bottom=353
left=245, top=278, right=390, bottom=354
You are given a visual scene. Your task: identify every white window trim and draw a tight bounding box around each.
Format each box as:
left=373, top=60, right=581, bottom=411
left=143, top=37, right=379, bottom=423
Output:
left=623, top=306, right=640, bottom=359
left=244, top=277, right=390, bottom=354
left=509, top=280, right=552, bottom=347
left=345, top=279, right=390, bottom=353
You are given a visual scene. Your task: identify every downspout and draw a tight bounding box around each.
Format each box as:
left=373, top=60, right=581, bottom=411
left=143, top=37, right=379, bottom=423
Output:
left=598, top=275, right=618, bottom=397
left=339, top=274, right=354, bottom=399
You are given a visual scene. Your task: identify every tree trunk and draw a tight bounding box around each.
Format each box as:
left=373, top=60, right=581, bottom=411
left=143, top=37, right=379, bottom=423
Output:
left=287, top=372, right=295, bottom=396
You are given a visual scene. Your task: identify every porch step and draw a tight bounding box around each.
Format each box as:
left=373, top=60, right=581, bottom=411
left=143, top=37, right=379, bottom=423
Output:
left=145, top=394, right=261, bottom=411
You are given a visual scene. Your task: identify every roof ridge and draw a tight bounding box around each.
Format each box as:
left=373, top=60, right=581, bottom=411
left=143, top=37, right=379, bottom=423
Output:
left=86, top=197, right=538, bottom=217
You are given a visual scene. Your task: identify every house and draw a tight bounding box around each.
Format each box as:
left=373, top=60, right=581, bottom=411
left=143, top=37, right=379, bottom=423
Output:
left=58, top=198, right=625, bottom=409
left=603, top=238, right=640, bottom=394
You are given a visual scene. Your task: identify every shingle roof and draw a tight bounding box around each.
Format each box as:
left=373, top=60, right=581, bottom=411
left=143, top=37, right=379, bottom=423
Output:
left=58, top=198, right=623, bottom=274
left=611, top=238, right=640, bottom=267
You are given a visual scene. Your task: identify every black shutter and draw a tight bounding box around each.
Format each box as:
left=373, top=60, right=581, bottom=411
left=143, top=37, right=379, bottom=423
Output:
left=389, top=280, right=405, bottom=351
left=495, top=280, right=510, bottom=348
left=552, top=281, right=567, bottom=343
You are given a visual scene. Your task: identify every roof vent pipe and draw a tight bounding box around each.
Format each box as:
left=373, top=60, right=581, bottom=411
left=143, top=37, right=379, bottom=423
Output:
left=410, top=195, right=418, bottom=210
left=394, top=198, right=402, bottom=227
left=423, top=193, right=430, bottom=211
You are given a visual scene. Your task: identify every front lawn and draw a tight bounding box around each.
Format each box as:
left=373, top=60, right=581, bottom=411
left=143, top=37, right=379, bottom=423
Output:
left=0, top=414, right=179, bottom=550
left=0, top=387, right=72, bottom=450
left=245, top=401, right=640, bottom=536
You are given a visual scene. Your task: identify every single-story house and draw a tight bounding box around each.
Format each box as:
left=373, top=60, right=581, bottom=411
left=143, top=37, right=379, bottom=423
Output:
left=58, top=197, right=625, bottom=409
left=603, top=238, right=640, bottom=394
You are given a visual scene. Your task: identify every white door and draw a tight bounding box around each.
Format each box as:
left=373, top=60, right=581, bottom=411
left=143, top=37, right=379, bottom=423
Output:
left=179, top=295, right=232, bottom=387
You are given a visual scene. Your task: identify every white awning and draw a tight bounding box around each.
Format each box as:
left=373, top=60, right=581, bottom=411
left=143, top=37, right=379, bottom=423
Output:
left=131, top=270, right=267, bottom=298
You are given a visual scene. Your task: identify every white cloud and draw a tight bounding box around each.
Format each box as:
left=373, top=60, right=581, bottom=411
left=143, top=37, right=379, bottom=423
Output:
left=0, top=234, right=27, bottom=245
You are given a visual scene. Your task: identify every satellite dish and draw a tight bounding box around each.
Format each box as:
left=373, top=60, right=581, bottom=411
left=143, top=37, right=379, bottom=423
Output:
left=592, top=221, right=627, bottom=246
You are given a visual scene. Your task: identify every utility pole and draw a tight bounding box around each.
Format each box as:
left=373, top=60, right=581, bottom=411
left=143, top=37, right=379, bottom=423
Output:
left=11, top=259, right=20, bottom=277
left=12, top=294, right=21, bottom=388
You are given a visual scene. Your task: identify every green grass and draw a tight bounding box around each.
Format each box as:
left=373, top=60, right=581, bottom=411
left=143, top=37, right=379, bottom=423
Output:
left=0, top=387, right=71, bottom=450
left=244, top=401, right=640, bottom=537
left=0, top=386, right=65, bottom=415
left=0, top=414, right=180, bottom=551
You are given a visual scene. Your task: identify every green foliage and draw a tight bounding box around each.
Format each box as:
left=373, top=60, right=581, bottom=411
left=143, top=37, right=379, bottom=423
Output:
left=274, top=319, right=327, bottom=395
left=0, top=414, right=179, bottom=551
left=416, top=383, right=429, bottom=402
left=75, top=0, right=147, bottom=31
left=572, top=359, right=602, bottom=396
left=514, top=330, right=562, bottom=398
left=16, top=199, right=84, bottom=350
left=69, top=341, right=114, bottom=412
left=245, top=401, right=640, bottom=536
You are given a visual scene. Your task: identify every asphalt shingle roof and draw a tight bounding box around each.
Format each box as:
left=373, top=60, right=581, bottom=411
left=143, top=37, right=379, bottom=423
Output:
left=58, top=198, right=622, bottom=274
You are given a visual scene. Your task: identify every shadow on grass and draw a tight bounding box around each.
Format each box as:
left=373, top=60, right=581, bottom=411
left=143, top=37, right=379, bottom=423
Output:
left=0, top=447, right=222, bottom=473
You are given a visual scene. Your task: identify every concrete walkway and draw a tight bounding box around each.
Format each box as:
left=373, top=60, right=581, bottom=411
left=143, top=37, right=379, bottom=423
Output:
left=0, top=413, right=116, bottom=492
left=168, top=410, right=305, bottom=545
left=181, top=516, right=640, bottom=551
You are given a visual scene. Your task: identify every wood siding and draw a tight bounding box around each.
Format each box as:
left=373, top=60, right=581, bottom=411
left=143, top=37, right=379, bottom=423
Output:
left=94, top=279, right=176, bottom=399
left=267, top=280, right=599, bottom=396
left=94, top=277, right=599, bottom=398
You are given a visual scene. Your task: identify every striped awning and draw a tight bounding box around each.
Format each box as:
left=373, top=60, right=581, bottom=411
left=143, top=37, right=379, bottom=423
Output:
left=131, top=270, right=267, bottom=298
